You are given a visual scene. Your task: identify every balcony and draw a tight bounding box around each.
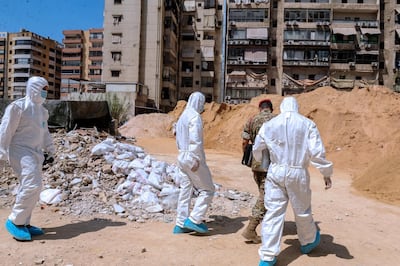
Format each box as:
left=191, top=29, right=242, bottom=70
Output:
left=283, top=60, right=329, bottom=67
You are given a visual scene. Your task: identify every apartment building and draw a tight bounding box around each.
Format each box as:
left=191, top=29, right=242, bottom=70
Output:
left=0, top=32, right=7, bottom=98
left=102, top=0, right=182, bottom=113
left=100, top=0, right=399, bottom=109
left=0, top=29, right=62, bottom=100
left=225, top=0, right=271, bottom=103
left=61, top=28, right=104, bottom=99
left=383, top=0, right=400, bottom=91
left=180, top=0, right=222, bottom=102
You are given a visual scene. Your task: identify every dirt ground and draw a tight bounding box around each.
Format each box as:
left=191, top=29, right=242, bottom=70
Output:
left=1, top=86, right=400, bottom=265
left=0, top=136, right=399, bottom=266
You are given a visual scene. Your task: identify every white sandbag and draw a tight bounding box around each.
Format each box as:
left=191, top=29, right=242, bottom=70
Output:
left=147, top=171, right=163, bottom=190
left=40, top=188, right=62, bottom=204
left=112, top=160, right=131, bottom=175
left=134, top=190, right=159, bottom=206
left=91, top=142, right=115, bottom=156
left=128, top=158, right=146, bottom=169
left=116, top=152, right=136, bottom=161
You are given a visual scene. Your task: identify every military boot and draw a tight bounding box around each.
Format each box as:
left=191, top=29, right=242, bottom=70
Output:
left=241, top=217, right=261, bottom=244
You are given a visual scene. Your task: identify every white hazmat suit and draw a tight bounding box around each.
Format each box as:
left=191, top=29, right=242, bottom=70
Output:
left=253, top=97, right=333, bottom=263
left=0, top=76, right=55, bottom=231
left=174, top=92, right=214, bottom=233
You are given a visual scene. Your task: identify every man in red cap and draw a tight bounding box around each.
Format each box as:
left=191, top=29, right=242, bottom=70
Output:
left=241, top=99, right=275, bottom=243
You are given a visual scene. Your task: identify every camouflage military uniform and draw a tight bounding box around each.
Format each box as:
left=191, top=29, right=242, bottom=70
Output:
left=242, top=109, right=275, bottom=220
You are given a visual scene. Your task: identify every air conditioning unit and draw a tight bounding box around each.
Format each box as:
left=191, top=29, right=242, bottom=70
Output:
left=230, top=21, right=236, bottom=26
left=371, top=62, right=378, bottom=68
left=255, top=40, right=262, bottom=45
left=349, top=62, right=356, bottom=68
left=237, top=56, right=243, bottom=61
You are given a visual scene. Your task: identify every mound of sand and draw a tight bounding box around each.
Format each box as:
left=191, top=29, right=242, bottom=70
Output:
left=119, top=86, right=400, bottom=206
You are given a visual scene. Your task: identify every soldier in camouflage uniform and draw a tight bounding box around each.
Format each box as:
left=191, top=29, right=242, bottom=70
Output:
left=241, top=99, right=275, bottom=244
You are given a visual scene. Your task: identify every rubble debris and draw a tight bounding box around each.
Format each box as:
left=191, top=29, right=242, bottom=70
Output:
left=0, top=128, right=254, bottom=223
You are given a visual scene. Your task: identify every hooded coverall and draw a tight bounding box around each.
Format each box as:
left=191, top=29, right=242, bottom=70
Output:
left=253, top=97, right=333, bottom=262
left=175, top=92, right=215, bottom=227
left=0, top=76, right=55, bottom=226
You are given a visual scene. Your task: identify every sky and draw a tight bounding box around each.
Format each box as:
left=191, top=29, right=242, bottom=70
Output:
left=0, top=0, right=104, bottom=43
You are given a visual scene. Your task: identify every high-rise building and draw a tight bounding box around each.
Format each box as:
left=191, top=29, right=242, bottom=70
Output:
left=180, top=0, right=222, bottom=102
left=101, top=0, right=400, bottom=109
left=102, top=0, right=183, bottom=113
left=61, top=28, right=104, bottom=99
left=0, top=29, right=62, bottom=100
left=225, top=0, right=271, bottom=103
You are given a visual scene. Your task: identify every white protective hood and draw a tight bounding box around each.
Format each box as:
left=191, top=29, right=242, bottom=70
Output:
left=25, top=76, right=48, bottom=107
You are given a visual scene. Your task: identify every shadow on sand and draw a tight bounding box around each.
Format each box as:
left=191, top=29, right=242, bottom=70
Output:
left=35, top=218, right=126, bottom=240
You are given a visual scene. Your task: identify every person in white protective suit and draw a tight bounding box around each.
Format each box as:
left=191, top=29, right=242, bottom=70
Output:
left=173, top=91, right=215, bottom=234
left=253, top=96, right=333, bottom=266
left=0, top=76, right=55, bottom=241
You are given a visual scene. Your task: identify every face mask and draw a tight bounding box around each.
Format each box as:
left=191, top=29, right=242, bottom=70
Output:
left=41, top=90, right=48, bottom=99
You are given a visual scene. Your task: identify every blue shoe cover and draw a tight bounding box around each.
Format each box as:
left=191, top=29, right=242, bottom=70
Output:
left=5, top=219, right=31, bottom=241
left=259, top=258, right=277, bottom=266
left=300, top=231, right=320, bottom=254
left=173, top=225, right=193, bottom=234
left=27, top=225, right=44, bottom=235
left=183, top=218, right=208, bottom=233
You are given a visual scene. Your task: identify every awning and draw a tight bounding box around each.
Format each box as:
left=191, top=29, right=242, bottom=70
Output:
left=332, top=27, right=357, bottom=36
left=183, top=0, right=195, bottom=11
left=395, top=8, right=400, bottom=14
left=247, top=28, right=268, bottom=40
left=356, top=50, right=379, bottom=55
left=396, top=29, right=400, bottom=37
left=360, top=28, right=381, bottom=35
left=229, top=71, right=246, bottom=76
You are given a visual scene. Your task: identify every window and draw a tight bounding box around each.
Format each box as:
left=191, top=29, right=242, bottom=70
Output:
left=89, top=69, right=102, bottom=75
left=201, top=77, right=213, bottom=87
left=111, top=51, right=122, bottom=61
left=114, top=0, right=122, bottom=4
left=89, top=51, right=102, bottom=57
left=111, top=70, right=121, bottom=77
left=161, top=88, right=170, bottom=99
left=90, top=32, right=103, bottom=40
left=112, top=33, right=122, bottom=44
left=181, top=77, right=193, bottom=87
left=271, top=79, right=276, bottom=86
left=182, top=61, right=193, bottom=72
left=229, top=9, right=268, bottom=23
left=201, top=61, right=214, bottom=71
left=113, top=15, right=123, bottom=25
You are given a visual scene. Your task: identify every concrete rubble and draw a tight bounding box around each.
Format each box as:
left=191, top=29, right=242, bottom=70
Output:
left=0, top=128, right=254, bottom=223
